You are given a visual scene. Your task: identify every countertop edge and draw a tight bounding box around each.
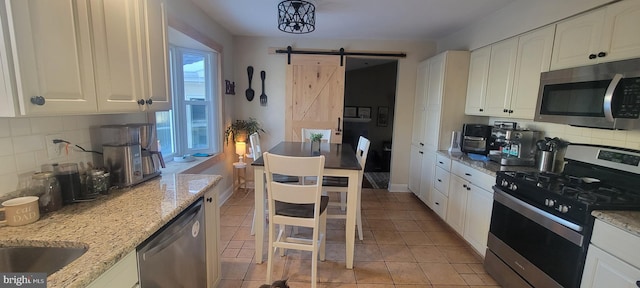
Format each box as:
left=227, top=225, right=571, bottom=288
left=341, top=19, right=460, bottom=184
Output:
left=591, top=210, right=640, bottom=238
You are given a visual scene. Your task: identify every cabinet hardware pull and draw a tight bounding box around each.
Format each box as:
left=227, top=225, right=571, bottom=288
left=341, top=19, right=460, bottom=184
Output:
left=146, top=98, right=153, bottom=105
left=438, top=179, right=442, bottom=182
left=479, top=108, right=484, bottom=112
left=597, top=51, right=607, bottom=58
left=438, top=161, right=443, bottom=164
left=336, top=117, right=342, bottom=132
left=635, top=280, right=639, bottom=287
left=435, top=202, right=440, bottom=205
left=206, top=197, right=213, bottom=202
left=463, top=184, right=467, bottom=188
left=137, top=99, right=146, bottom=105
left=503, top=109, right=508, bottom=113
left=420, top=142, right=424, bottom=146
left=508, top=110, right=513, bottom=113
left=419, top=151, right=423, bottom=154
left=465, top=173, right=472, bottom=176
left=30, top=96, right=45, bottom=105
left=588, top=54, right=597, bottom=59
left=467, top=187, right=471, bottom=191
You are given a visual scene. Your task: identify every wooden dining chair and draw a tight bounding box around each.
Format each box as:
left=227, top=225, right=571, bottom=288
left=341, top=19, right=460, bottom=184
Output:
left=249, top=132, right=299, bottom=235
left=301, top=128, right=332, bottom=143
left=322, top=136, right=370, bottom=240
left=263, top=152, right=327, bottom=288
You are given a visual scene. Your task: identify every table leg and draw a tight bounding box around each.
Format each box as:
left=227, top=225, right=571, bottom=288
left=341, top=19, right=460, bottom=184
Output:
left=345, top=170, right=357, bottom=269
left=254, top=166, right=265, bottom=264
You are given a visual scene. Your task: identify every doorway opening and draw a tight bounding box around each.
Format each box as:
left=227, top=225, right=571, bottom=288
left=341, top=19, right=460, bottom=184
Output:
left=344, top=57, right=398, bottom=188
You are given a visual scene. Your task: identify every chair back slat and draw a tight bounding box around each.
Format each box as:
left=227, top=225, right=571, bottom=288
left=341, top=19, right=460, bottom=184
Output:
left=356, top=136, right=371, bottom=169
left=270, top=182, right=320, bottom=204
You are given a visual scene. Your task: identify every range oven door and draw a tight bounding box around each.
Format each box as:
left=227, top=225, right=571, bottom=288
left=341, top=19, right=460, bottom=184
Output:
left=485, top=188, right=585, bottom=288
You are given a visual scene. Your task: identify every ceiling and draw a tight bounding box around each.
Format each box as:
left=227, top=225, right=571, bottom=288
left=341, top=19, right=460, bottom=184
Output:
left=189, top=0, right=516, bottom=41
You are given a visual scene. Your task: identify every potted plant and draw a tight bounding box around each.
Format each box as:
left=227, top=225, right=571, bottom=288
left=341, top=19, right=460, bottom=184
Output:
left=224, top=117, right=264, bottom=145
left=310, top=133, right=323, bottom=154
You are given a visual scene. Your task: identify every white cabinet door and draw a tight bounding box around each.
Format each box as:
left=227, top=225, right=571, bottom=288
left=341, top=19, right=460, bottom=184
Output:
left=509, top=26, right=555, bottom=120
left=0, top=9, right=15, bottom=117
left=430, top=188, right=448, bottom=220
left=551, top=9, right=605, bottom=70
left=433, top=166, right=450, bottom=196
left=426, top=52, right=445, bottom=109
left=599, top=0, right=640, bottom=63
left=420, top=151, right=436, bottom=205
left=86, top=250, right=138, bottom=288
left=140, top=0, right=171, bottom=111
left=92, top=0, right=146, bottom=112
left=6, top=0, right=98, bottom=115
left=581, top=245, right=640, bottom=288
left=411, top=60, right=429, bottom=147
left=465, top=46, right=490, bottom=116
left=423, top=108, right=441, bottom=150
left=463, top=184, right=493, bottom=257
left=446, top=174, right=468, bottom=236
left=484, top=37, right=518, bottom=117
left=204, top=187, right=221, bottom=288
left=408, top=144, right=423, bottom=196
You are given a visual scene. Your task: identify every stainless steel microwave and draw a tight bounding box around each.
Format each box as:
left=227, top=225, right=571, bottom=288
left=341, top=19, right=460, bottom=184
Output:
left=535, top=58, right=640, bottom=130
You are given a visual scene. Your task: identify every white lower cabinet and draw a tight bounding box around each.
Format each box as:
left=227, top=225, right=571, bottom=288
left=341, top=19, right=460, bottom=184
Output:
left=462, top=183, right=493, bottom=257
left=408, top=144, right=424, bottom=197
left=581, top=219, right=640, bottom=288
left=204, top=187, right=221, bottom=288
left=446, top=174, right=467, bottom=235
left=87, top=250, right=138, bottom=288
left=430, top=188, right=448, bottom=220
left=420, top=151, right=436, bottom=205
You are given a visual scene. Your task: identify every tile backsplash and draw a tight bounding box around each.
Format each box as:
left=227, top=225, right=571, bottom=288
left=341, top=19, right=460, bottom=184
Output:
left=0, top=113, right=148, bottom=198
left=491, top=118, right=640, bottom=150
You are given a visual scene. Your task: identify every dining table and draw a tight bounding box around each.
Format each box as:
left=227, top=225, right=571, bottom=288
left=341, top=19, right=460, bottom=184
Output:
left=251, top=141, right=362, bottom=269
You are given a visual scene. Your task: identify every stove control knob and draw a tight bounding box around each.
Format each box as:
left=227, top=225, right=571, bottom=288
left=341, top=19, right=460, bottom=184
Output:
left=509, top=183, right=518, bottom=191
left=501, top=179, right=509, bottom=187
left=558, top=205, right=569, bottom=213
left=545, top=199, right=555, bottom=207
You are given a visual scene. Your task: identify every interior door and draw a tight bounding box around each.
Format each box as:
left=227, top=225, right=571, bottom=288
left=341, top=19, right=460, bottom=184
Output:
left=285, top=54, right=345, bottom=143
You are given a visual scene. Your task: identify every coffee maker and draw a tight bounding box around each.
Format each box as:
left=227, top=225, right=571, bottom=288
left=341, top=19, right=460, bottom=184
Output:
left=489, top=124, right=540, bottom=166
left=101, top=124, right=164, bottom=187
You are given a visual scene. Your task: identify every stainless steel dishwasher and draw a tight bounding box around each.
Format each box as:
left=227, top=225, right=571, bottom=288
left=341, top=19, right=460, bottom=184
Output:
left=137, top=198, right=206, bottom=287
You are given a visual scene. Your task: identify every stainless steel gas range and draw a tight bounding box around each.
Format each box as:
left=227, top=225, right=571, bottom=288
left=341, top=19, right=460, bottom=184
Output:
left=485, top=143, right=640, bottom=288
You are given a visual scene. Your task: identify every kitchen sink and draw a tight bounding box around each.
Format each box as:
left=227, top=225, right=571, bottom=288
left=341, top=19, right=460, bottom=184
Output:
left=0, top=246, right=87, bottom=274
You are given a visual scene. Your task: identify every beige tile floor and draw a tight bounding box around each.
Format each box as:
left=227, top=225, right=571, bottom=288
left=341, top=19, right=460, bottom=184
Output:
left=217, top=187, right=501, bottom=288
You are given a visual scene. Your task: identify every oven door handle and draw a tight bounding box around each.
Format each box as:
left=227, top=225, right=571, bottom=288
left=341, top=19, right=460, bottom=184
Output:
left=603, top=73, right=623, bottom=122
left=493, top=187, right=584, bottom=246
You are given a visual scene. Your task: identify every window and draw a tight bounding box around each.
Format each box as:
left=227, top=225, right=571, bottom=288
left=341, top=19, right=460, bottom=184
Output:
left=156, top=45, right=220, bottom=160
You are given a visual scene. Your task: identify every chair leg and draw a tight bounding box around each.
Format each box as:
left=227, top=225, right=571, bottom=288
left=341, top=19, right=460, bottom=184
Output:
left=311, top=242, right=318, bottom=288
left=266, top=220, right=274, bottom=285
left=340, top=191, right=347, bottom=211
left=320, top=212, right=327, bottom=261
left=279, top=224, right=286, bottom=257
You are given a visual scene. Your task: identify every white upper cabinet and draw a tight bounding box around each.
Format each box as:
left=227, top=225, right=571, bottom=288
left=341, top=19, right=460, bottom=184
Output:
left=465, top=46, right=490, bottom=116
left=509, top=25, right=555, bottom=119
left=551, top=0, right=640, bottom=70
left=5, top=0, right=98, bottom=115
left=484, top=37, right=518, bottom=117
left=93, top=0, right=170, bottom=112
left=1, top=0, right=170, bottom=116
left=465, top=25, right=554, bottom=119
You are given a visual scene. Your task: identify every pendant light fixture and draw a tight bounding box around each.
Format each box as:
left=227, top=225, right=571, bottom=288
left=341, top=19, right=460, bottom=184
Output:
left=277, top=0, right=315, bottom=34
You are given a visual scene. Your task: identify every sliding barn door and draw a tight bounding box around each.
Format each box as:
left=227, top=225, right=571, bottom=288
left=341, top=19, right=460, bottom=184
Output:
left=285, top=54, right=344, bottom=143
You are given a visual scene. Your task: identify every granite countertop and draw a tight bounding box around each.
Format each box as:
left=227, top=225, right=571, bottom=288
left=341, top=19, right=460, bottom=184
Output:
left=592, top=210, right=640, bottom=238
left=0, top=171, right=222, bottom=288
left=436, top=150, right=539, bottom=176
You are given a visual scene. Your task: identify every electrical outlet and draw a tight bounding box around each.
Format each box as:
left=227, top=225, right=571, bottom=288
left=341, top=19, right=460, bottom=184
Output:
left=45, top=134, right=64, bottom=160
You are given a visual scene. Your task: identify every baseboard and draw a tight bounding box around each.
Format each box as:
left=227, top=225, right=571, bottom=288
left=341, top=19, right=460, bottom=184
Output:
left=388, top=183, right=409, bottom=192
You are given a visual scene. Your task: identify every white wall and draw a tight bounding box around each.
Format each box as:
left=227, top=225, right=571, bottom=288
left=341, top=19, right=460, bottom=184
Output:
left=437, top=0, right=613, bottom=51
left=233, top=36, right=436, bottom=190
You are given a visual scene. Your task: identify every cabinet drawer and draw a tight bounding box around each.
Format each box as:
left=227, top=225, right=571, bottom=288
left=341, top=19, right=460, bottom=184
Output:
left=451, top=161, right=495, bottom=192
left=431, top=189, right=448, bottom=220
left=434, top=167, right=450, bottom=196
left=591, top=219, right=640, bottom=269
left=436, top=153, right=451, bottom=171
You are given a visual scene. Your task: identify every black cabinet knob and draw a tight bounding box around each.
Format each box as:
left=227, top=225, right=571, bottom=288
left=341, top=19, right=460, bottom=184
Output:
left=479, top=108, right=484, bottom=112
left=508, top=110, right=513, bottom=113
left=206, top=197, right=213, bottom=203
left=419, top=151, right=424, bottom=154
left=146, top=98, right=153, bottom=105
left=466, top=187, right=471, bottom=191
left=437, top=179, right=442, bottom=182
left=465, top=173, right=472, bottom=176
left=463, top=184, right=467, bottom=188
left=137, top=99, right=146, bottom=105
left=503, top=109, right=508, bottom=113
left=30, top=96, right=45, bottom=105
left=588, top=54, right=597, bottom=59
left=635, top=280, right=639, bottom=287
left=435, top=202, right=440, bottom=205
left=597, top=52, right=607, bottom=58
